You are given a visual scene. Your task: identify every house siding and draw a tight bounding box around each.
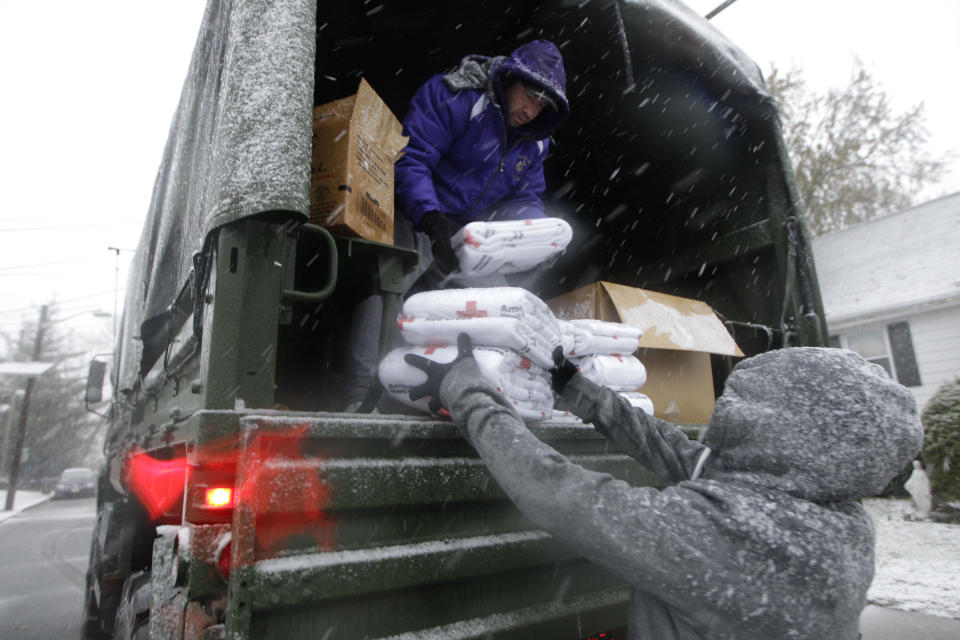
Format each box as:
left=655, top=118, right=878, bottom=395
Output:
left=812, top=192, right=960, bottom=414
left=909, top=304, right=960, bottom=411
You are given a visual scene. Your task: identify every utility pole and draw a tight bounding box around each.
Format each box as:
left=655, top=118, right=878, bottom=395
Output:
left=0, top=394, right=20, bottom=482
left=3, top=305, right=47, bottom=511
left=107, top=247, right=121, bottom=346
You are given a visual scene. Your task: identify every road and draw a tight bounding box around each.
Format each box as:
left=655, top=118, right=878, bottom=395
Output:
left=1, top=496, right=958, bottom=639
left=0, top=496, right=95, bottom=639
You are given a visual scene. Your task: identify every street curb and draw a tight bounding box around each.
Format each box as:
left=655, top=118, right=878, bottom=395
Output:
left=0, top=493, right=52, bottom=523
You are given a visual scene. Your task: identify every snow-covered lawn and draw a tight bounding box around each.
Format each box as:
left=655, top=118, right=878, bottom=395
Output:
left=865, top=498, right=960, bottom=620
left=0, top=489, right=50, bottom=523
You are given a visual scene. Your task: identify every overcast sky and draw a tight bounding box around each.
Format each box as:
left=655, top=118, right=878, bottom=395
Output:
left=1, top=0, right=957, bottom=341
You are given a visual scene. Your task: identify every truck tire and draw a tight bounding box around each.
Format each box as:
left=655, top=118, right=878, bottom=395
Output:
left=113, top=571, right=151, bottom=640
left=82, top=567, right=119, bottom=640
left=82, top=508, right=121, bottom=640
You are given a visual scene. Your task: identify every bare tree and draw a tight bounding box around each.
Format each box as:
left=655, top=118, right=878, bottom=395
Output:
left=768, top=59, right=951, bottom=236
left=1, top=304, right=99, bottom=483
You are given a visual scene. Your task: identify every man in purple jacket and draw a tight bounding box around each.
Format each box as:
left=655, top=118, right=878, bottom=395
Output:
left=395, top=39, right=570, bottom=277
left=344, top=40, right=570, bottom=411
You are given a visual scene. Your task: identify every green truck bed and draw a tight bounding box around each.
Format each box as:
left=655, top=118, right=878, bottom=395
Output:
left=147, top=410, right=682, bottom=639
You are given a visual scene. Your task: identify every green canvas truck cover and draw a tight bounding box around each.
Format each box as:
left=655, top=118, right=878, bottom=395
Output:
left=115, top=0, right=317, bottom=395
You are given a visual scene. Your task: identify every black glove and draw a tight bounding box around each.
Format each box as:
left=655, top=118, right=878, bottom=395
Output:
left=419, top=210, right=461, bottom=275
left=404, top=333, right=474, bottom=414
left=549, top=346, right=579, bottom=395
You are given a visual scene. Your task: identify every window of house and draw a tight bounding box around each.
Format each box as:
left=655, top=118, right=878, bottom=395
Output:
left=829, top=321, right=921, bottom=387
left=843, top=328, right=894, bottom=378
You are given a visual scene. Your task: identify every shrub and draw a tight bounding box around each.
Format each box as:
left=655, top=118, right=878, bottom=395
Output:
left=921, top=377, right=960, bottom=506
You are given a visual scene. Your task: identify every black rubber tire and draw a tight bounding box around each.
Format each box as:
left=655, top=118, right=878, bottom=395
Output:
left=81, top=568, right=119, bottom=640
left=82, top=510, right=120, bottom=640
left=112, top=571, right=151, bottom=640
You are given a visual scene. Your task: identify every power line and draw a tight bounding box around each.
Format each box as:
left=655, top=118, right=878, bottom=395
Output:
left=0, top=289, right=122, bottom=316
left=0, top=298, right=125, bottom=322
left=0, top=271, right=99, bottom=277
left=0, top=309, right=115, bottom=331
left=0, top=257, right=106, bottom=271
left=0, top=221, right=139, bottom=233
left=706, top=0, right=741, bottom=20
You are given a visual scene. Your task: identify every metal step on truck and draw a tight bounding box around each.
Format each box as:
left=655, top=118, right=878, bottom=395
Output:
left=81, top=1, right=827, bottom=638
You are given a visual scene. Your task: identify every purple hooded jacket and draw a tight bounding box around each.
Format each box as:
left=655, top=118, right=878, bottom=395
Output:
left=395, top=40, right=570, bottom=228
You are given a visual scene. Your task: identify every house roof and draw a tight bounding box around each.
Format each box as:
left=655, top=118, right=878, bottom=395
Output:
left=811, top=192, right=960, bottom=328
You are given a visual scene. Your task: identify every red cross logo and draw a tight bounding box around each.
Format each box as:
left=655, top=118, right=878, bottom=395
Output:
left=457, top=300, right=488, bottom=318
left=463, top=229, right=482, bottom=248
left=397, top=315, right=415, bottom=329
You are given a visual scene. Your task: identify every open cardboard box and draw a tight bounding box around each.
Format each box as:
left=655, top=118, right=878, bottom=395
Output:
left=547, top=281, right=744, bottom=424
left=310, top=79, right=408, bottom=244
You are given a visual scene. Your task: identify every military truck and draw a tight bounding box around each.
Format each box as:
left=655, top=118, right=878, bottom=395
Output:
left=82, top=1, right=827, bottom=638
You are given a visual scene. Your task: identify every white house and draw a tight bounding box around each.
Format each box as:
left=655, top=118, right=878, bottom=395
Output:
left=811, top=192, right=960, bottom=411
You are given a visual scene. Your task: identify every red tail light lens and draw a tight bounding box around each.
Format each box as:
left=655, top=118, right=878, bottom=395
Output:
left=185, top=467, right=237, bottom=524
left=126, top=448, right=188, bottom=522
left=204, top=487, right=233, bottom=508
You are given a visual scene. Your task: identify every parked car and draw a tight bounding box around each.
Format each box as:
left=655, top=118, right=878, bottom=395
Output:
left=53, top=468, right=96, bottom=499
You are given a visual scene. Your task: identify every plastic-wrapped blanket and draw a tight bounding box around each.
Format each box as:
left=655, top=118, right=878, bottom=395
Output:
left=619, top=391, right=655, bottom=416
left=576, top=353, right=648, bottom=391
left=559, top=321, right=576, bottom=356
left=553, top=391, right=654, bottom=420
left=561, top=319, right=641, bottom=356
left=379, top=345, right=553, bottom=420
left=452, top=218, right=573, bottom=276
left=399, top=288, right=560, bottom=369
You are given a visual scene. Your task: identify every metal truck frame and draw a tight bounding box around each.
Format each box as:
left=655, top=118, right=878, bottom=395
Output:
left=82, top=1, right=827, bottom=638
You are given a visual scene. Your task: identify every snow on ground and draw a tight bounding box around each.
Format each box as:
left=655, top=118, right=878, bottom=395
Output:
left=0, top=490, right=50, bottom=523
left=864, top=498, right=960, bottom=620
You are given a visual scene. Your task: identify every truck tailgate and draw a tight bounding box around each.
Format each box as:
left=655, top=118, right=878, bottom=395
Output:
left=223, top=412, right=661, bottom=639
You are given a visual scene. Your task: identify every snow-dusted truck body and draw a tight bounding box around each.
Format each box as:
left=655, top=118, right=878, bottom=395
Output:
left=83, top=1, right=827, bottom=638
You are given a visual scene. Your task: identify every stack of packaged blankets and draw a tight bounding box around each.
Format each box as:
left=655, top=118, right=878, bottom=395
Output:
left=557, top=319, right=655, bottom=417
left=379, top=287, right=559, bottom=420
left=451, top=218, right=573, bottom=276
left=378, top=287, right=656, bottom=421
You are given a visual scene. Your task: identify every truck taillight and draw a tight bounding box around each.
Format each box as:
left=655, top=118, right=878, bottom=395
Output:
left=185, top=467, right=237, bottom=524
left=205, top=487, right=233, bottom=508
left=125, top=447, right=188, bottom=523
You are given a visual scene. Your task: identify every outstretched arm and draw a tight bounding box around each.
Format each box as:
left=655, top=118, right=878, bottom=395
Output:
left=552, top=352, right=710, bottom=484
left=438, top=357, right=714, bottom=594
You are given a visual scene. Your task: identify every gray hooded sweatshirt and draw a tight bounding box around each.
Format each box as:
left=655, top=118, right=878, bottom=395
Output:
left=439, top=347, right=922, bottom=639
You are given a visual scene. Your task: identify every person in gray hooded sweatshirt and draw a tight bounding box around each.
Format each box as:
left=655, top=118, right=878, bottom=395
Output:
left=406, top=337, right=922, bottom=639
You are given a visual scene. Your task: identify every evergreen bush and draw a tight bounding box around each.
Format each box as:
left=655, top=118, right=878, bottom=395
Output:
left=921, top=377, right=960, bottom=506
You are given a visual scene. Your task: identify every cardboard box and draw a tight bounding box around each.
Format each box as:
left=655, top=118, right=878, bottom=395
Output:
left=547, top=281, right=744, bottom=423
left=310, top=79, right=408, bottom=244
